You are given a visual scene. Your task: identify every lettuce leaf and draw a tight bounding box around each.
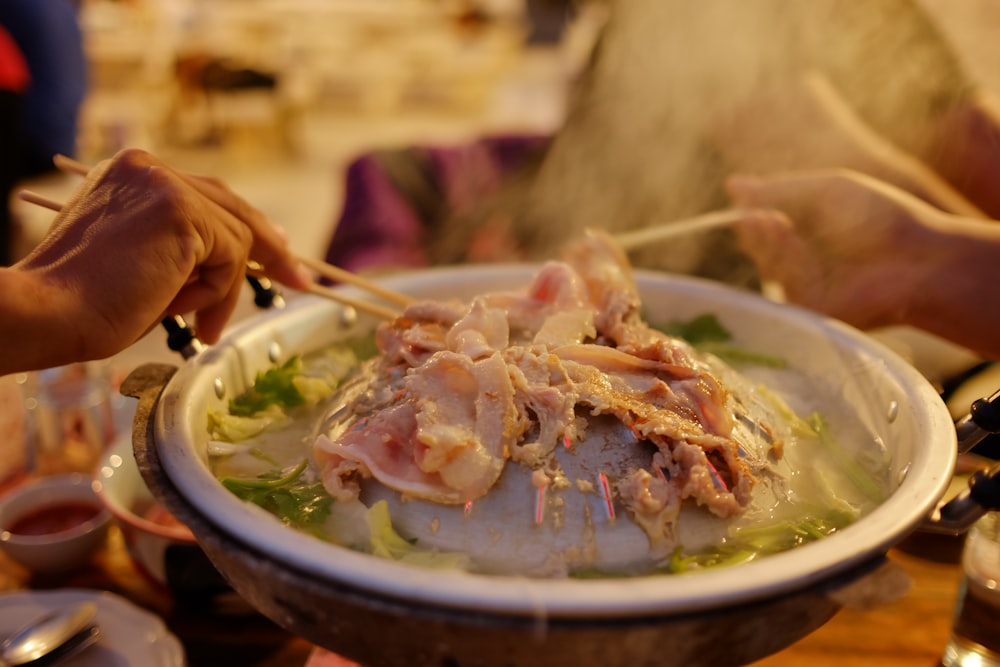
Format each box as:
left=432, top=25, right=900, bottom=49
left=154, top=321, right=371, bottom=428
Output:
left=667, top=509, right=856, bottom=573
left=366, top=500, right=470, bottom=570
left=209, top=404, right=288, bottom=442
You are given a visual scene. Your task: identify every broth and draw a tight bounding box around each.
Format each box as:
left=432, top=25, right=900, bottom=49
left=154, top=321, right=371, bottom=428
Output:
left=209, top=334, right=891, bottom=578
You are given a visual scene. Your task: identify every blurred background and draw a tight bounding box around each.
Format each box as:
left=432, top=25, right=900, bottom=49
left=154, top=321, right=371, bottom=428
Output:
left=5, top=0, right=1000, bottom=280
left=7, top=0, right=1000, bottom=475
left=6, top=0, right=601, bottom=264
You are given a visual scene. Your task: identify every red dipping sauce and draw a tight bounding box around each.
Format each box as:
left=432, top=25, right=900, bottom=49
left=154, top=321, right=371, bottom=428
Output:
left=7, top=501, right=103, bottom=536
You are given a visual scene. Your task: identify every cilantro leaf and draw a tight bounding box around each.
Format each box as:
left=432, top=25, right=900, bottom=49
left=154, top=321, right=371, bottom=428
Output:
left=658, top=314, right=786, bottom=368
left=229, top=356, right=306, bottom=417
left=659, top=313, right=732, bottom=344
left=221, top=460, right=333, bottom=533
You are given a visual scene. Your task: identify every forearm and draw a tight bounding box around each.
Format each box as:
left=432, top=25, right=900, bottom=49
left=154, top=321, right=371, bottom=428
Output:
left=0, top=267, right=86, bottom=375
left=901, top=218, right=1000, bottom=360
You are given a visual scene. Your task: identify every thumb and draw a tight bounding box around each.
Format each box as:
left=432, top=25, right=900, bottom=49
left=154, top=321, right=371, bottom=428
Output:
left=725, top=174, right=767, bottom=206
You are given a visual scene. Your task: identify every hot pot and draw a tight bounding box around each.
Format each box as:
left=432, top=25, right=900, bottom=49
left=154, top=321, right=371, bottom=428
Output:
left=125, top=266, right=958, bottom=667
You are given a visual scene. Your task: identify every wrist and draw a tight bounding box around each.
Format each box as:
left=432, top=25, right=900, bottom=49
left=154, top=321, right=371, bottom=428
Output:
left=0, top=267, right=83, bottom=374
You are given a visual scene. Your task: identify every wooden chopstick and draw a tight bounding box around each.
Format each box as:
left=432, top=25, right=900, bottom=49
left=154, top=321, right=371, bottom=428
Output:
left=613, top=208, right=747, bottom=251
left=17, top=189, right=63, bottom=213
left=298, top=256, right=414, bottom=306
left=17, top=188, right=402, bottom=321
left=53, top=153, right=90, bottom=177
left=306, top=283, right=399, bottom=320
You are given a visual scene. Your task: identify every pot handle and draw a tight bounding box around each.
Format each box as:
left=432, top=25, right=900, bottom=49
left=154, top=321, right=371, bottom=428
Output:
left=955, top=387, right=1000, bottom=454
left=160, top=276, right=284, bottom=360
left=921, top=461, right=1000, bottom=535
left=919, top=386, right=1000, bottom=535
left=119, top=363, right=179, bottom=465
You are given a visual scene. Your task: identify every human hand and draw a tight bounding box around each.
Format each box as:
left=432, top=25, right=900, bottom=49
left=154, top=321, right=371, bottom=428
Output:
left=11, top=148, right=311, bottom=368
left=726, top=168, right=956, bottom=331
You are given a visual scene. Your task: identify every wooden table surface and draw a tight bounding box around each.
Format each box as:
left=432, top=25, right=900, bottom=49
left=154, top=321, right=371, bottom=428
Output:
left=753, top=533, right=965, bottom=667
left=0, top=519, right=966, bottom=667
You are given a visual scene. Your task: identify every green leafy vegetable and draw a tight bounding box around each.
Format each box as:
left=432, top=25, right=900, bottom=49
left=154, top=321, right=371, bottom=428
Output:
left=756, top=387, right=887, bottom=504
left=221, top=460, right=332, bottom=533
left=658, top=313, right=786, bottom=368
left=754, top=384, right=814, bottom=438
left=695, top=342, right=786, bottom=369
left=366, top=500, right=470, bottom=569
left=367, top=499, right=418, bottom=559
left=667, top=509, right=856, bottom=574
left=808, top=413, right=886, bottom=504
left=249, top=447, right=280, bottom=466
left=660, top=313, right=732, bottom=344
left=229, top=357, right=307, bottom=417
left=209, top=404, right=288, bottom=442
left=668, top=544, right=758, bottom=573
left=345, top=334, right=380, bottom=362
left=293, top=374, right=336, bottom=406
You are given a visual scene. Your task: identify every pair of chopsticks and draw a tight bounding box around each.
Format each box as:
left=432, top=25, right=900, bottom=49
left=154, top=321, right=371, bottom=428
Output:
left=19, top=155, right=413, bottom=321
left=20, top=155, right=747, bottom=315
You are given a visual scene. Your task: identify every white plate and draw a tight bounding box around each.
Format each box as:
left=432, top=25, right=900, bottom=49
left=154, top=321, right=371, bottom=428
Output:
left=0, top=589, right=185, bottom=667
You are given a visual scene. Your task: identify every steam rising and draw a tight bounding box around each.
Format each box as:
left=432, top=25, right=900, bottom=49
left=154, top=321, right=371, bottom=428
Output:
left=506, top=0, right=971, bottom=285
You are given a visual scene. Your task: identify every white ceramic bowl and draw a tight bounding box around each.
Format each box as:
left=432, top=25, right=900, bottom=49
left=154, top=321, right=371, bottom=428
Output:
left=92, top=434, right=197, bottom=587
left=0, top=473, right=111, bottom=574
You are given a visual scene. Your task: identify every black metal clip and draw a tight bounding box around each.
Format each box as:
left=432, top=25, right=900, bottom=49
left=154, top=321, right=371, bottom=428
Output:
left=161, top=315, right=205, bottom=360
left=160, top=275, right=285, bottom=360
left=956, top=388, right=1000, bottom=454
left=246, top=275, right=285, bottom=310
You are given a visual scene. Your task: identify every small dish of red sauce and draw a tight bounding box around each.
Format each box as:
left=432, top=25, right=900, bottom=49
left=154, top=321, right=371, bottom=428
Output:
left=7, top=501, right=105, bottom=537
left=0, top=473, right=112, bottom=573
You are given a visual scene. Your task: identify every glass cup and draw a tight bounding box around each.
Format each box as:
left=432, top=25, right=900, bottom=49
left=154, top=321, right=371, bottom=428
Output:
left=0, top=374, right=28, bottom=486
left=940, top=511, right=1000, bottom=667
left=21, top=363, right=118, bottom=476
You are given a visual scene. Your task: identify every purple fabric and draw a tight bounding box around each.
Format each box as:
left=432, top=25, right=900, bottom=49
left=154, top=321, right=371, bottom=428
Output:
left=324, top=134, right=550, bottom=275
left=324, top=154, right=429, bottom=274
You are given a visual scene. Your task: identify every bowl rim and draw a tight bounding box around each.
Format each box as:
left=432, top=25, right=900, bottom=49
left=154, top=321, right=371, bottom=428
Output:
left=154, top=265, right=958, bottom=618
left=92, top=435, right=197, bottom=543
left=0, top=473, right=111, bottom=544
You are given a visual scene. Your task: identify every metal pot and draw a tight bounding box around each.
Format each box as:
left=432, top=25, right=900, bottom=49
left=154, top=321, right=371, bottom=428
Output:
left=125, top=266, right=959, bottom=667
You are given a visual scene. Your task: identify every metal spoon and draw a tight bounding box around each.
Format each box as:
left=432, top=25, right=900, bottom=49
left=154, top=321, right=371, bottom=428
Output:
left=19, top=624, right=100, bottom=667
left=0, top=602, right=98, bottom=667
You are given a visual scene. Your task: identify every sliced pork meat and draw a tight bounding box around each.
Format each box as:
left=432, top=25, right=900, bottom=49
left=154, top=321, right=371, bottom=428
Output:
left=315, top=350, right=517, bottom=504
left=481, top=261, right=594, bottom=341
left=445, top=298, right=510, bottom=359
left=408, top=351, right=516, bottom=496
left=617, top=468, right=682, bottom=559
left=377, top=299, right=467, bottom=366
left=550, top=346, right=750, bottom=519
left=560, top=229, right=643, bottom=338
left=503, top=346, right=581, bottom=465
left=313, top=231, right=784, bottom=554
